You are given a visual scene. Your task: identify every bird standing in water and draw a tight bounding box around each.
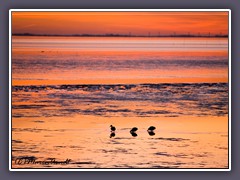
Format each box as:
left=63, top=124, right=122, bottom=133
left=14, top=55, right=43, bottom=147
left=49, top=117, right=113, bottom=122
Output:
left=130, top=127, right=138, bottom=137
left=110, top=125, right=116, bottom=132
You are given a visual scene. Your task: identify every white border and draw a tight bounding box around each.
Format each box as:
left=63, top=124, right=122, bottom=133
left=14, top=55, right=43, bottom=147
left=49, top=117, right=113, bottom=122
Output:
left=9, top=9, right=231, bottom=171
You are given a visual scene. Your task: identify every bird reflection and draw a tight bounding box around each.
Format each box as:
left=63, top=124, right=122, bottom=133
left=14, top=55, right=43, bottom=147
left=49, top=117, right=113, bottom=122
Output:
left=130, top=132, right=138, bottom=137
left=110, top=132, right=115, bottom=138
left=148, top=131, right=155, bottom=136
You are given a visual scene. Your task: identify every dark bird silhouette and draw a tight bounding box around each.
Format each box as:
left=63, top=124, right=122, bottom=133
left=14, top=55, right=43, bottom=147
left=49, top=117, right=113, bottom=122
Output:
left=148, top=131, right=155, bottom=136
left=130, top=127, right=138, bottom=133
left=130, top=132, right=138, bottom=137
left=110, top=125, right=116, bottom=132
left=147, top=126, right=156, bottom=131
left=110, top=132, right=115, bottom=138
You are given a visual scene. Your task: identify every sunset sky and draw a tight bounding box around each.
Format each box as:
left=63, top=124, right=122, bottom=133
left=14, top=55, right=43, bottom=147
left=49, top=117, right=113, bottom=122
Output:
left=12, top=11, right=229, bottom=36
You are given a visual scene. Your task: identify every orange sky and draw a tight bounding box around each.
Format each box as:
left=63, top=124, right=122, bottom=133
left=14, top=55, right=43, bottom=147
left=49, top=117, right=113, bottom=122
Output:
left=12, top=11, right=229, bottom=35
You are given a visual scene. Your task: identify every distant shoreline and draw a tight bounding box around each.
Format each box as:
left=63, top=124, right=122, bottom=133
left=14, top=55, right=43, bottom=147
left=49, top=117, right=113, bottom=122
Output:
left=12, top=33, right=228, bottom=38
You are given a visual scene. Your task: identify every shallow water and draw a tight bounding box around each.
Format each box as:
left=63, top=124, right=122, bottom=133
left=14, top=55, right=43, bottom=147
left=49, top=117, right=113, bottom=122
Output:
left=12, top=83, right=228, bottom=169
left=12, top=83, right=228, bottom=118
left=12, top=36, right=228, bottom=85
left=11, top=36, right=229, bottom=169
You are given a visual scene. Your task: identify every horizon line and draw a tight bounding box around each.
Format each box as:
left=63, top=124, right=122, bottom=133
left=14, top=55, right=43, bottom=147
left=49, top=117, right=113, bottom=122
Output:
left=12, top=33, right=229, bottom=38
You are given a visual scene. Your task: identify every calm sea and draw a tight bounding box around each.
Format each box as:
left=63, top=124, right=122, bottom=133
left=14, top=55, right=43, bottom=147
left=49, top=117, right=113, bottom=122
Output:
left=12, top=36, right=229, bottom=169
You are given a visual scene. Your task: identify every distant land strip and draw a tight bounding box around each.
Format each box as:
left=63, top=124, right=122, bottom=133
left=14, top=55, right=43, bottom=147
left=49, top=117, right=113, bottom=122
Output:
left=12, top=33, right=228, bottom=38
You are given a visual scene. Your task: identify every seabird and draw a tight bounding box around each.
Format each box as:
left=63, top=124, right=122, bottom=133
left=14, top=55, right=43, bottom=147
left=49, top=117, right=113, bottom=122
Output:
left=130, top=127, right=138, bottom=133
left=148, top=126, right=156, bottom=131
left=110, top=125, right=116, bottom=132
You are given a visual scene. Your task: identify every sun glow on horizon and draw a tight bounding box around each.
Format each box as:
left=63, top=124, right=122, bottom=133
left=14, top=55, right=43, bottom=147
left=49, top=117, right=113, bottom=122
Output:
left=12, top=11, right=229, bottom=36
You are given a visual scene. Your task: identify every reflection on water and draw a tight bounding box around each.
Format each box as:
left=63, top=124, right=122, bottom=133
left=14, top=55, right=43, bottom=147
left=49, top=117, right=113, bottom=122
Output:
left=148, top=131, right=156, bottom=136
left=12, top=83, right=228, bottom=118
left=12, top=36, right=228, bottom=51
left=12, top=36, right=228, bottom=85
left=12, top=83, right=228, bottom=168
left=110, top=132, right=116, bottom=138
left=11, top=36, right=228, bottom=169
left=130, top=132, right=138, bottom=137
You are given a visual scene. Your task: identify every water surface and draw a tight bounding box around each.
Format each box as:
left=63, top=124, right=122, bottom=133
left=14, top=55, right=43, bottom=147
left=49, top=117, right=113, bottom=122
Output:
left=12, top=36, right=229, bottom=169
